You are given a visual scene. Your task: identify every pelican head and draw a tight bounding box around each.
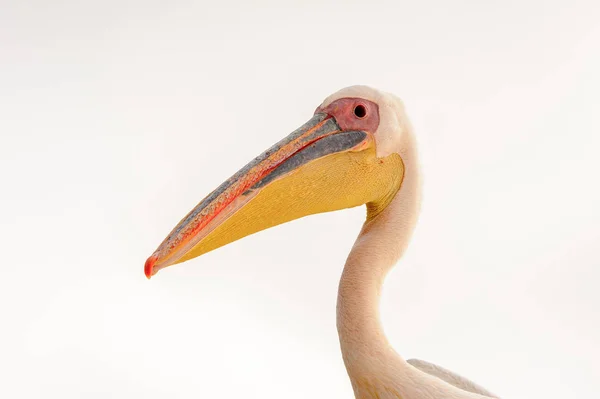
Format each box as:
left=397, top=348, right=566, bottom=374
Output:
left=145, top=86, right=412, bottom=278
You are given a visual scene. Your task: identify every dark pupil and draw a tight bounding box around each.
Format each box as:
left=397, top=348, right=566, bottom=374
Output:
left=353, top=105, right=367, bottom=118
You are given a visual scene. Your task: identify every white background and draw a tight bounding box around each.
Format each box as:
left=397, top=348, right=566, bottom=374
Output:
left=1, top=1, right=599, bottom=398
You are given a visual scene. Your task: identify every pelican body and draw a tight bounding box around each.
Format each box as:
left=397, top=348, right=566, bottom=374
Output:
left=145, top=86, right=498, bottom=399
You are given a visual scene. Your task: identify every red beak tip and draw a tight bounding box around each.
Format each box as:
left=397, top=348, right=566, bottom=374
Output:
left=144, top=255, right=157, bottom=279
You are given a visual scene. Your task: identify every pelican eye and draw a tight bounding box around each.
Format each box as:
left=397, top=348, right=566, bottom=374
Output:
left=353, top=104, right=367, bottom=118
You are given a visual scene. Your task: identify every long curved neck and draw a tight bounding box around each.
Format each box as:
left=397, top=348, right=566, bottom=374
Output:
left=336, top=132, right=421, bottom=390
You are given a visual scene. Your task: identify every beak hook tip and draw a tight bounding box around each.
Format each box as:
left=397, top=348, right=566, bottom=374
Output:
left=144, top=254, right=158, bottom=279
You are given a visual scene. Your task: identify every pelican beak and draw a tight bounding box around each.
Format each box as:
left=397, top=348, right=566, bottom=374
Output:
left=145, top=112, right=403, bottom=278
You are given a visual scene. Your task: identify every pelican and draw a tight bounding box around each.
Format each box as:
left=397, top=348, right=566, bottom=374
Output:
left=145, top=86, right=499, bottom=399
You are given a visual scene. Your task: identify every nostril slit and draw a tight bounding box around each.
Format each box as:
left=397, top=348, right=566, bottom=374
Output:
left=353, top=104, right=367, bottom=118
